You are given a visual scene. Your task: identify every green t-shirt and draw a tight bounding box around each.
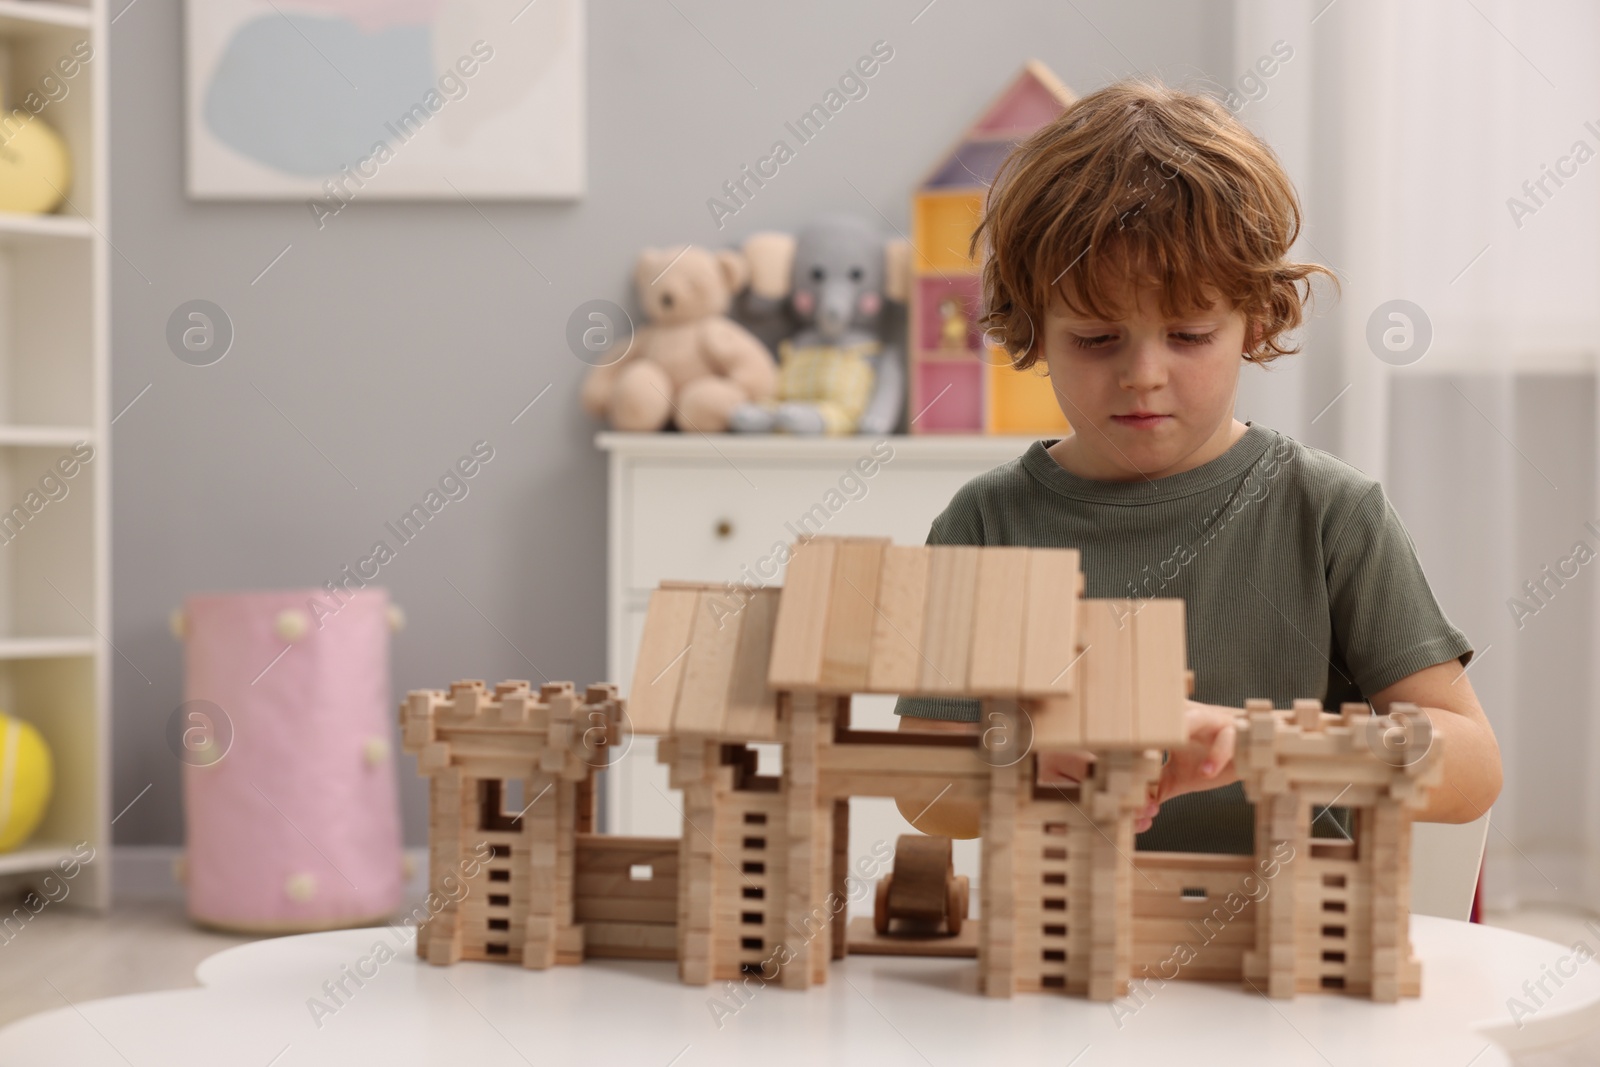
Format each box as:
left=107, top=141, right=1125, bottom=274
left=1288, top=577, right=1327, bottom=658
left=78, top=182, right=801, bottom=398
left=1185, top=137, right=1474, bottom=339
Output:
left=893, top=422, right=1473, bottom=854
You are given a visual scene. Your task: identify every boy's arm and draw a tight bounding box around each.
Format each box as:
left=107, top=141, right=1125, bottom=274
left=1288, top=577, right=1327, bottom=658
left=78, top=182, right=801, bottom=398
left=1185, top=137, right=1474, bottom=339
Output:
left=1370, top=660, right=1502, bottom=823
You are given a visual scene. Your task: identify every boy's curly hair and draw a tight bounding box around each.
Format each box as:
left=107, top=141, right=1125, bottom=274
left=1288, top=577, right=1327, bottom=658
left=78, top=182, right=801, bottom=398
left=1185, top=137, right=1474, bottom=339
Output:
left=971, top=78, right=1337, bottom=367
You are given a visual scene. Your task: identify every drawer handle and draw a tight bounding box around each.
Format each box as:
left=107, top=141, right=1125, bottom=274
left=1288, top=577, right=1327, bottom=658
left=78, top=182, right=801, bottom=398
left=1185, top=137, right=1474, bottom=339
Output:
left=714, top=518, right=734, bottom=539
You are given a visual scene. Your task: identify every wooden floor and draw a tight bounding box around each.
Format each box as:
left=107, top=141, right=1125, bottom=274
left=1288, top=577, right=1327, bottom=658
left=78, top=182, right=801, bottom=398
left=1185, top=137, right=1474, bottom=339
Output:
left=2, top=892, right=1598, bottom=1064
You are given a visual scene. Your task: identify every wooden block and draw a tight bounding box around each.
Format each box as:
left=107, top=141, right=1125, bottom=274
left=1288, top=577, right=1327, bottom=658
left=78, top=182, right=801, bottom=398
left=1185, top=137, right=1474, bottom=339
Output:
left=768, top=538, right=838, bottom=689
left=554, top=921, right=584, bottom=956
left=401, top=691, right=441, bottom=751
left=979, top=761, right=1020, bottom=997
left=1029, top=689, right=1082, bottom=752
left=1269, top=792, right=1301, bottom=844
left=1340, top=701, right=1371, bottom=726
left=629, top=587, right=700, bottom=734
left=426, top=932, right=463, bottom=966
left=918, top=545, right=980, bottom=693
left=571, top=895, right=677, bottom=924
left=832, top=799, right=850, bottom=960
left=1080, top=600, right=1134, bottom=746
left=820, top=539, right=888, bottom=691
left=1293, top=698, right=1324, bottom=732
left=967, top=546, right=1030, bottom=694
left=819, top=743, right=988, bottom=777
left=419, top=740, right=452, bottom=772
left=866, top=545, right=931, bottom=692
left=674, top=591, right=743, bottom=736
left=1131, top=598, right=1187, bottom=746
left=1019, top=547, right=1082, bottom=696
left=584, top=920, right=678, bottom=960
left=723, top=587, right=781, bottom=740
left=781, top=697, right=834, bottom=989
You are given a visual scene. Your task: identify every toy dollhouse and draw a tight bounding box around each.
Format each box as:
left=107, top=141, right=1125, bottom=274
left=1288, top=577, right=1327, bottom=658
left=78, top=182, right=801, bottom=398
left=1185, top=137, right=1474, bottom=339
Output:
left=910, top=59, right=1076, bottom=435
left=402, top=536, right=1440, bottom=1001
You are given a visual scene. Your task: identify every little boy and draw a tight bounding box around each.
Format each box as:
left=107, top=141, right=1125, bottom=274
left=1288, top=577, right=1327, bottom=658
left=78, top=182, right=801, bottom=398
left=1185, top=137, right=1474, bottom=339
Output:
left=894, top=79, right=1503, bottom=853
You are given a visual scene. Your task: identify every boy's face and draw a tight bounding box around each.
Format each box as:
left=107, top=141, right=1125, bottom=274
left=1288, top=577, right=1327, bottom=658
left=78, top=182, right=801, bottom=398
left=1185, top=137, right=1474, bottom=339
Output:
left=1041, top=282, right=1249, bottom=480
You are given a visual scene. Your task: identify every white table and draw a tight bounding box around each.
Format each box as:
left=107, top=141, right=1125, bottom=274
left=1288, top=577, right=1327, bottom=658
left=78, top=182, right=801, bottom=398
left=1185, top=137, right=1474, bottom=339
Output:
left=2, top=916, right=1596, bottom=1065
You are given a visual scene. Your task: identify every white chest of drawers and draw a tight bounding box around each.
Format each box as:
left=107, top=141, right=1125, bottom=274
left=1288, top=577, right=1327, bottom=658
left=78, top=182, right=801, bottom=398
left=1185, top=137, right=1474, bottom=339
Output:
left=597, top=431, right=1035, bottom=837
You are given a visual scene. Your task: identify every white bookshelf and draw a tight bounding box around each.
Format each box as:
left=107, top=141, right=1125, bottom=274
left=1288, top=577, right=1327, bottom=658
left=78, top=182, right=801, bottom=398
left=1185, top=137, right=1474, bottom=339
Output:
left=0, top=0, right=107, bottom=909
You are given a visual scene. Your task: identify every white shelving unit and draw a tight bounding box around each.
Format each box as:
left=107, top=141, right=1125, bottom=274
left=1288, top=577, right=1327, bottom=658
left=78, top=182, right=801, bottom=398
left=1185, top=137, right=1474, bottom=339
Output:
left=0, top=0, right=107, bottom=909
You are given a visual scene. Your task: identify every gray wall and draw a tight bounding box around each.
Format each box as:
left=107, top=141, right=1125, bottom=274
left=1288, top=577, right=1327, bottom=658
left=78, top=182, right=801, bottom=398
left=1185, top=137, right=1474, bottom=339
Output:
left=111, top=0, right=1234, bottom=846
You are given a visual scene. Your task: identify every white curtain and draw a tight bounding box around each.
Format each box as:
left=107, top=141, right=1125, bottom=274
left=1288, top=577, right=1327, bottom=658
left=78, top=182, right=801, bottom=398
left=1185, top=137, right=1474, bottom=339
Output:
left=1231, top=0, right=1600, bottom=912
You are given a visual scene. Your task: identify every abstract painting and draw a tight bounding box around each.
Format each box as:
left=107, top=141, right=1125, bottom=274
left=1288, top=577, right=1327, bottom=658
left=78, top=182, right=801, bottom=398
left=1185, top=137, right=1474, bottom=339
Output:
left=186, top=0, right=584, bottom=201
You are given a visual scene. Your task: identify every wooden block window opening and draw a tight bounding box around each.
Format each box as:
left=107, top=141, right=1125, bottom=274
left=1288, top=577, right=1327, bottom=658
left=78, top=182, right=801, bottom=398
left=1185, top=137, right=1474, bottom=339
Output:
left=477, top=779, right=526, bottom=833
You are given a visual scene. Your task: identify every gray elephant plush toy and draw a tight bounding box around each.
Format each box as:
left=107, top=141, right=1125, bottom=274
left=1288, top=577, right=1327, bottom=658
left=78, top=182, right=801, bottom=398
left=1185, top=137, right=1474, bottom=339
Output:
left=729, top=215, right=909, bottom=435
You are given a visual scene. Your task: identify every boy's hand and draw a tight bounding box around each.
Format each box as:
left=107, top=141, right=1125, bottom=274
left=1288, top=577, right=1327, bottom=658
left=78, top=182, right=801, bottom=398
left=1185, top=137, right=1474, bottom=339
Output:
left=1135, top=701, right=1241, bottom=832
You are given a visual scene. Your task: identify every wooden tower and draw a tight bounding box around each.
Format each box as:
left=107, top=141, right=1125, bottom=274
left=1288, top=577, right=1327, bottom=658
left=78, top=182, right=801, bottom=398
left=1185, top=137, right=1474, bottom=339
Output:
left=400, top=680, right=621, bottom=968
left=1236, top=697, right=1441, bottom=1001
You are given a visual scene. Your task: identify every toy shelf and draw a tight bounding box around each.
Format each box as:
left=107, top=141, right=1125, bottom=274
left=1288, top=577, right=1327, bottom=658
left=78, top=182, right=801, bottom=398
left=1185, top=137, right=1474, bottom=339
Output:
left=0, top=425, right=93, bottom=445
left=0, top=213, right=93, bottom=242
left=0, top=841, right=83, bottom=877
left=0, top=655, right=99, bottom=886
left=0, top=637, right=95, bottom=659
left=0, top=2, right=92, bottom=35
left=0, top=2, right=105, bottom=907
left=0, top=444, right=95, bottom=635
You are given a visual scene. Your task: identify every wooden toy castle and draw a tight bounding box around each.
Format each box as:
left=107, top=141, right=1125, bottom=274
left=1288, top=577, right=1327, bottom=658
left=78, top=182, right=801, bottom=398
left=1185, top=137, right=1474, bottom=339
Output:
left=402, top=536, right=1441, bottom=1002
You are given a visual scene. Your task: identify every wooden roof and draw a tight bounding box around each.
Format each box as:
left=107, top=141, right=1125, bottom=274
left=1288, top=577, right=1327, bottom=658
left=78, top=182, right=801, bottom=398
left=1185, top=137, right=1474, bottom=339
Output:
left=627, top=537, right=1189, bottom=748
left=629, top=580, right=783, bottom=741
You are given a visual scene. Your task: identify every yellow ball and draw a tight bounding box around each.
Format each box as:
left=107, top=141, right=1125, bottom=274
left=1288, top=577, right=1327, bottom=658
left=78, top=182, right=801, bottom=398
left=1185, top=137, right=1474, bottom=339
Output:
left=0, top=112, right=70, bottom=215
left=0, top=711, right=53, bottom=852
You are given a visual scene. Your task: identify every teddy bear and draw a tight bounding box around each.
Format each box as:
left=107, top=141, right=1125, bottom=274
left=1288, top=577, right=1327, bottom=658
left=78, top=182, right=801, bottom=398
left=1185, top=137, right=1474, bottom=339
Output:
left=728, top=215, right=908, bottom=436
left=581, top=245, right=777, bottom=433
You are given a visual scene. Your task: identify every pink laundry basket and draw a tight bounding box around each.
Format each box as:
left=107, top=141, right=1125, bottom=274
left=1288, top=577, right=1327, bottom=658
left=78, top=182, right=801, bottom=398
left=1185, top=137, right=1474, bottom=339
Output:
left=175, top=587, right=404, bottom=933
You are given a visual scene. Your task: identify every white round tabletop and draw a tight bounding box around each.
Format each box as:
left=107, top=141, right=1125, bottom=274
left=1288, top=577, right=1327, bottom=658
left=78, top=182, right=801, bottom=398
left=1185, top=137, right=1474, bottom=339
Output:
left=2, top=915, right=1596, bottom=1066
